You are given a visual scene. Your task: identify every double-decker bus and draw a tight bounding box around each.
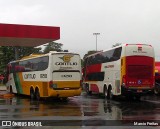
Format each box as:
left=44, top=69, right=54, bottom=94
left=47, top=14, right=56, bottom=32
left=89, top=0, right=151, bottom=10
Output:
left=5, top=51, right=82, bottom=100
left=83, top=44, right=155, bottom=100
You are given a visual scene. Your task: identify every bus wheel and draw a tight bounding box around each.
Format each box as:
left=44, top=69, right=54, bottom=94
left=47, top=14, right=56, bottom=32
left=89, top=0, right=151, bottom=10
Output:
left=30, top=88, right=35, bottom=100
left=86, top=84, right=92, bottom=95
left=35, top=88, right=40, bottom=101
left=10, top=86, right=13, bottom=93
left=154, top=87, right=160, bottom=95
left=135, top=95, right=141, bottom=101
left=61, top=97, right=68, bottom=101
left=103, top=86, right=107, bottom=98
left=107, top=86, right=113, bottom=100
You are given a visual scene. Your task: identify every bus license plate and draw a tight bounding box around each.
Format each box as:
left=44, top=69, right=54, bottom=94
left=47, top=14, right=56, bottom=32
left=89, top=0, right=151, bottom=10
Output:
left=137, top=90, right=142, bottom=93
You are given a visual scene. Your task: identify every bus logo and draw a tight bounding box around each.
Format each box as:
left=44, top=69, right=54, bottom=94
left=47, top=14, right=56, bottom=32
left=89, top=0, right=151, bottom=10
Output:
left=138, top=80, right=142, bottom=84
left=138, top=47, right=142, bottom=52
left=59, top=55, right=73, bottom=62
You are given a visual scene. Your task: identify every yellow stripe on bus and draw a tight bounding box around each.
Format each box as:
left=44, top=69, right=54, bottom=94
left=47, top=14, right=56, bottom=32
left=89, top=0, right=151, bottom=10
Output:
left=18, top=73, right=81, bottom=97
left=53, top=81, right=80, bottom=88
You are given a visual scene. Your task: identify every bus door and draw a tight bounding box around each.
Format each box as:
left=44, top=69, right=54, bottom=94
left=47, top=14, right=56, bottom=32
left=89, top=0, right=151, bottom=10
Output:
left=51, top=54, right=81, bottom=89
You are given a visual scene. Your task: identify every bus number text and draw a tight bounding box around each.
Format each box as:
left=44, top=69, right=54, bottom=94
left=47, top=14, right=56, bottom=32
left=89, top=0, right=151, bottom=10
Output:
left=61, top=75, right=72, bottom=78
left=40, top=74, right=47, bottom=78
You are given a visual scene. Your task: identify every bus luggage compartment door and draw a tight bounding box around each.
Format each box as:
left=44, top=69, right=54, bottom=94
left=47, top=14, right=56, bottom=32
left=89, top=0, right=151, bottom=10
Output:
left=52, top=71, right=81, bottom=89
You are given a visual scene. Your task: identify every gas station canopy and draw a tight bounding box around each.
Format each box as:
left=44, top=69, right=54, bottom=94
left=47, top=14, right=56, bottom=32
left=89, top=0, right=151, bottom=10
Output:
left=0, top=23, right=60, bottom=47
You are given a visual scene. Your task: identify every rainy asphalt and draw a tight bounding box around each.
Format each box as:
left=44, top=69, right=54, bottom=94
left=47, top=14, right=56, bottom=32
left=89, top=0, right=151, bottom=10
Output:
left=0, top=91, right=160, bottom=129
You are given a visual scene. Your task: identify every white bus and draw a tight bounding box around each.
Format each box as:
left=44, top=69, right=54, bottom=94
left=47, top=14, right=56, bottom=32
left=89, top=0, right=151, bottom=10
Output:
left=5, top=51, right=82, bottom=100
left=83, top=44, right=155, bottom=100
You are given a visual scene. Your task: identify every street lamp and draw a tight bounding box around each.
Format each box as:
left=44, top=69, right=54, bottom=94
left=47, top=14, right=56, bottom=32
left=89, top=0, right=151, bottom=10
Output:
left=93, top=33, right=100, bottom=51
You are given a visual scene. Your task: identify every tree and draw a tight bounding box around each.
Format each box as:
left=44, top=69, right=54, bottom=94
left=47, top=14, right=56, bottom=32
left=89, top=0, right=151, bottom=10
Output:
left=16, top=46, right=41, bottom=59
left=0, top=46, right=42, bottom=74
left=83, top=50, right=97, bottom=60
left=0, top=46, right=14, bottom=74
left=82, top=50, right=97, bottom=67
left=43, top=41, right=63, bottom=54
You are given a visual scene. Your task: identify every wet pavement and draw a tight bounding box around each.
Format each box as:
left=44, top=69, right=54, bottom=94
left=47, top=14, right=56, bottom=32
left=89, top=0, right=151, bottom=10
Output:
left=0, top=90, right=160, bottom=129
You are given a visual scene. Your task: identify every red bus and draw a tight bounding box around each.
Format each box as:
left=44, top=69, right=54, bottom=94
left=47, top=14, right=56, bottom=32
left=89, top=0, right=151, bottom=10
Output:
left=83, top=44, right=155, bottom=100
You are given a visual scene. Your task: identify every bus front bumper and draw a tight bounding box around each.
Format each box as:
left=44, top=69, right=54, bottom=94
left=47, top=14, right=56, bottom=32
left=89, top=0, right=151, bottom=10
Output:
left=121, top=86, right=154, bottom=96
left=49, top=88, right=82, bottom=98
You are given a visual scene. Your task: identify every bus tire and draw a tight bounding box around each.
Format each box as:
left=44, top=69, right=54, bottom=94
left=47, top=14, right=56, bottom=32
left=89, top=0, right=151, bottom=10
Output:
left=154, top=87, right=160, bottom=95
left=10, top=86, right=13, bottom=93
left=103, top=86, right=107, bottom=98
left=30, top=88, right=35, bottom=100
left=61, top=97, right=68, bottom=101
left=107, top=86, right=113, bottom=100
left=86, top=84, right=92, bottom=95
left=35, top=88, right=40, bottom=101
left=135, top=95, right=141, bottom=100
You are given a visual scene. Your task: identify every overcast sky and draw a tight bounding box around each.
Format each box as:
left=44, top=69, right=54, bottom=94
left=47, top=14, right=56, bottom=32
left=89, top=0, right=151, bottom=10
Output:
left=0, top=0, right=160, bottom=60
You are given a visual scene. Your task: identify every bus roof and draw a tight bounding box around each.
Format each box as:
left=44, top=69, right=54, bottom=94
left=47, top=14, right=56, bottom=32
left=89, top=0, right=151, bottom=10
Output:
left=21, top=54, right=44, bottom=59
left=9, top=51, right=80, bottom=64
left=49, top=51, right=80, bottom=55
left=85, top=43, right=153, bottom=59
